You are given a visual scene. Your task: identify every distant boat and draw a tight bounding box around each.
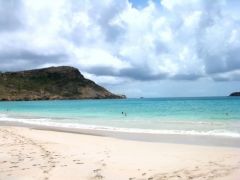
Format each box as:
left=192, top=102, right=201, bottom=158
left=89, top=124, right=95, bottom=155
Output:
left=140, top=97, right=144, bottom=99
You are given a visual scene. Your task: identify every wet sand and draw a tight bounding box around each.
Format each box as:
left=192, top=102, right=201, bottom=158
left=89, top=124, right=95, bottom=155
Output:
left=0, top=126, right=240, bottom=180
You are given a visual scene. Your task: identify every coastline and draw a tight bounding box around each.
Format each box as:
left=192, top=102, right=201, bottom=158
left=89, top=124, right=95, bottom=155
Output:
left=0, top=123, right=240, bottom=179
left=1, top=120, right=240, bottom=148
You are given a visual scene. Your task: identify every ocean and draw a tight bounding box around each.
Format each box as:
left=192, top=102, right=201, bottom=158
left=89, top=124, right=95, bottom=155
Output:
left=0, top=97, right=240, bottom=138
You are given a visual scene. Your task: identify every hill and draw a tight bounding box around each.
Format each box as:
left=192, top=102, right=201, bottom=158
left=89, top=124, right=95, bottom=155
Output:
left=229, top=92, right=240, bottom=96
left=0, top=66, right=125, bottom=101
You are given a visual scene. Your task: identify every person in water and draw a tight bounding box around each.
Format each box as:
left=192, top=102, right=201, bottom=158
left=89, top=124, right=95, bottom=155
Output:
left=121, top=112, right=127, bottom=116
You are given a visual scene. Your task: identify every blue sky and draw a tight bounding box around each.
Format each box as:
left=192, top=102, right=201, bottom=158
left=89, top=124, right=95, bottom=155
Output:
left=129, top=0, right=159, bottom=8
left=129, top=0, right=164, bottom=11
left=129, top=0, right=148, bottom=7
left=0, top=0, right=240, bottom=97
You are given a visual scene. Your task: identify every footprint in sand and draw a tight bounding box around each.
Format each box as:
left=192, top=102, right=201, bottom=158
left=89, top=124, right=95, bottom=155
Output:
left=93, top=169, right=101, bottom=173
left=93, top=168, right=104, bottom=180
left=9, top=166, right=18, bottom=168
left=94, top=173, right=104, bottom=179
left=10, top=161, right=19, bottom=164
left=21, top=168, right=30, bottom=170
left=76, top=162, right=84, bottom=165
left=129, top=177, right=136, bottom=180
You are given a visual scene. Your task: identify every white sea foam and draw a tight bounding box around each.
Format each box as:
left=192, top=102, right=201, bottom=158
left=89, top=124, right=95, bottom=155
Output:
left=1, top=113, right=240, bottom=138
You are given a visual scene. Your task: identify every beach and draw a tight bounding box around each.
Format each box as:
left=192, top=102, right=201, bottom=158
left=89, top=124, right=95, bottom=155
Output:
left=1, top=0, right=240, bottom=179
left=0, top=125, right=240, bottom=180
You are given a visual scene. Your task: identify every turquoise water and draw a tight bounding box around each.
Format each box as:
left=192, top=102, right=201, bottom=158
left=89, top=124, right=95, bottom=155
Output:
left=0, top=97, right=240, bottom=137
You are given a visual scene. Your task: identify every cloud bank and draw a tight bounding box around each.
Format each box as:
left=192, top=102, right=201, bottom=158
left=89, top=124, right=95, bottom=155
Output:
left=0, top=0, right=240, bottom=84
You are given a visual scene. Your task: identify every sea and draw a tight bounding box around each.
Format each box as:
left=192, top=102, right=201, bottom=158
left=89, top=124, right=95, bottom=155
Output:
left=0, top=97, right=240, bottom=138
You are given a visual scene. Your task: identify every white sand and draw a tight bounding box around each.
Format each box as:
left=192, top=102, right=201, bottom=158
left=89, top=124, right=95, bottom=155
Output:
left=0, top=126, right=240, bottom=180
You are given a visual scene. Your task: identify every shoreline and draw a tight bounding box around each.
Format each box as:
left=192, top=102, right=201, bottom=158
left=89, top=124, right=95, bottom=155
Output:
left=0, top=125, right=240, bottom=180
left=1, top=120, right=240, bottom=148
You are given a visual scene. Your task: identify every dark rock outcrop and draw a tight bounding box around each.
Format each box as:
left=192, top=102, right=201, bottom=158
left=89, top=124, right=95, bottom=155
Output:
left=0, top=66, right=125, bottom=101
left=229, top=92, right=240, bottom=96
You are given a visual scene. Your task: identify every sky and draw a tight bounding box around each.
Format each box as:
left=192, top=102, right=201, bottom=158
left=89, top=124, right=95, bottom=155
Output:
left=0, top=0, right=240, bottom=97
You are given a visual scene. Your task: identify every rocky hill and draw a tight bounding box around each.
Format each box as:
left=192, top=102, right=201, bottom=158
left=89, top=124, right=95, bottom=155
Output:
left=229, top=92, right=240, bottom=96
left=0, top=66, right=125, bottom=101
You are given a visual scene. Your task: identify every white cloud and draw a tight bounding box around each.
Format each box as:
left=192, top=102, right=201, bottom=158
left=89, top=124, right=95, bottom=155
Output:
left=0, top=0, right=240, bottom=85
